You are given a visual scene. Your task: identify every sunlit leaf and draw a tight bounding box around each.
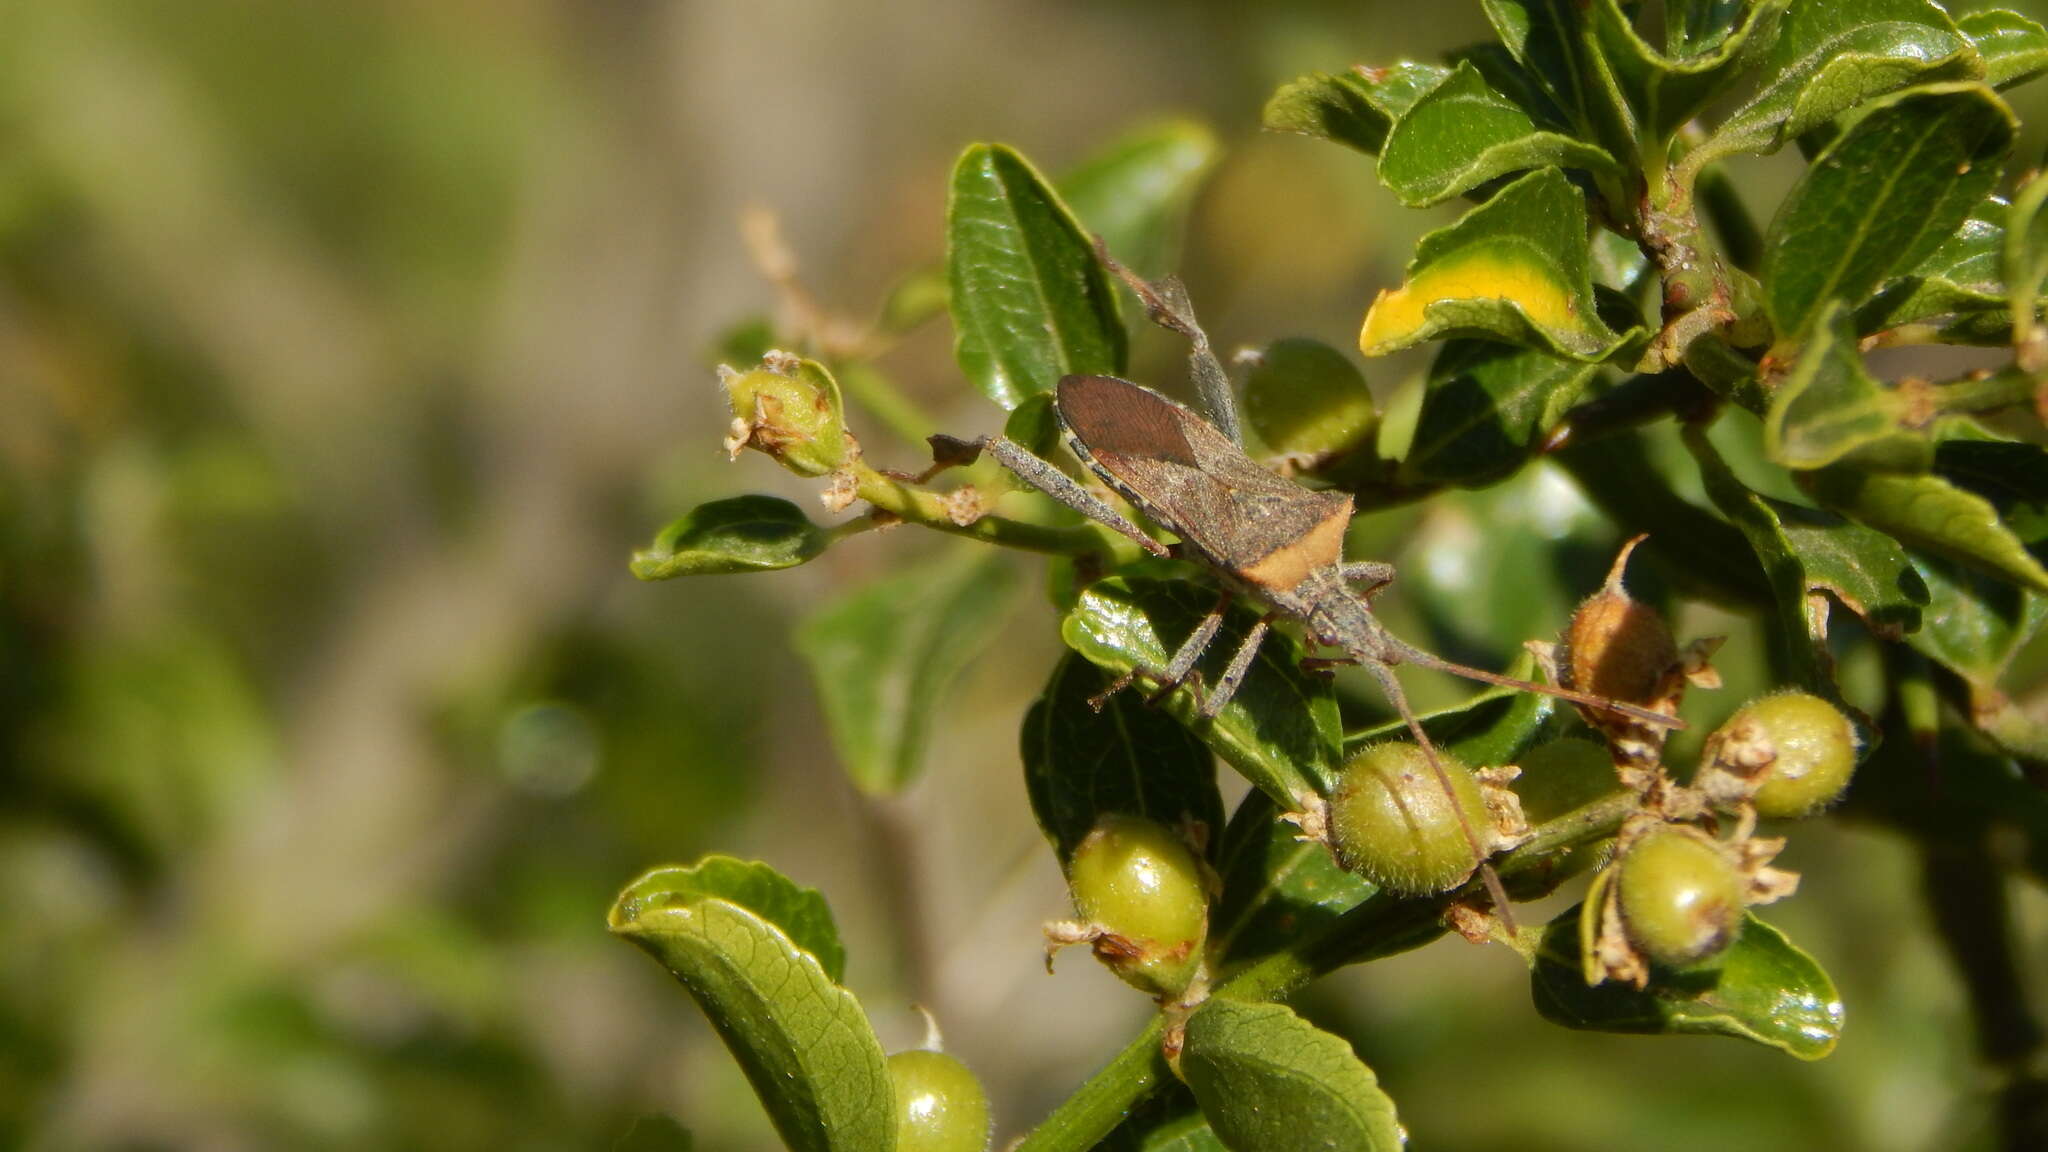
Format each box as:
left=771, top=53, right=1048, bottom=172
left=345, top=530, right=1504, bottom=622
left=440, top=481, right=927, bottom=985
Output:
left=1023, top=653, right=1224, bottom=864
left=1766, top=302, right=1930, bottom=470
left=609, top=860, right=890, bottom=1152
left=796, top=551, right=1022, bottom=794
left=947, top=143, right=1125, bottom=409
left=1210, top=789, right=1376, bottom=965
left=1481, top=0, right=1638, bottom=162
left=1360, top=167, right=1635, bottom=361
left=1532, top=908, right=1845, bottom=1060
left=1959, top=8, right=2048, bottom=89
left=1762, top=83, right=2014, bottom=342
left=1804, top=451, right=2048, bottom=594
left=1591, top=0, right=1789, bottom=138
left=632, top=496, right=832, bottom=580
left=1377, top=60, right=1619, bottom=207
left=1063, top=577, right=1343, bottom=804
left=1182, top=999, right=1404, bottom=1152
left=1263, top=63, right=1450, bottom=156
left=1905, top=549, right=2047, bottom=690
left=1858, top=197, right=2008, bottom=337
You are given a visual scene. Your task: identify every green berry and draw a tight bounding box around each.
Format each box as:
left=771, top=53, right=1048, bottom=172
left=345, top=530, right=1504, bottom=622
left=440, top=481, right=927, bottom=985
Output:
left=887, top=1049, right=990, bottom=1152
left=1066, top=814, right=1208, bottom=997
left=1327, top=742, right=1490, bottom=896
left=1740, top=693, right=1858, bottom=819
left=1616, top=827, right=1744, bottom=969
left=1242, top=338, right=1376, bottom=461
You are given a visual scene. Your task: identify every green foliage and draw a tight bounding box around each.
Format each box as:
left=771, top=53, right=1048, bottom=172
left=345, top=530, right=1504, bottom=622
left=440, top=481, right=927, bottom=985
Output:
left=621, top=2, right=2048, bottom=1147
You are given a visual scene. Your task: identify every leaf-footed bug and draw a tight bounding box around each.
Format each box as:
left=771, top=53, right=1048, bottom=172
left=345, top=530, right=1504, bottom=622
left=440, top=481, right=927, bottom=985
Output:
left=932, top=257, right=1682, bottom=932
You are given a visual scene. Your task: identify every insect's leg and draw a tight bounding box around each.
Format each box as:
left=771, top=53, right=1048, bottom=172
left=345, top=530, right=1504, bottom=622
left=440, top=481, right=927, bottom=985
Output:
left=1357, top=654, right=1520, bottom=935
left=977, top=435, right=1170, bottom=557
left=1298, top=655, right=1357, bottom=676
left=1338, top=561, right=1396, bottom=599
left=1093, top=241, right=1239, bottom=446
left=1087, top=594, right=1229, bottom=712
left=1199, top=612, right=1276, bottom=718
left=1378, top=629, right=1683, bottom=731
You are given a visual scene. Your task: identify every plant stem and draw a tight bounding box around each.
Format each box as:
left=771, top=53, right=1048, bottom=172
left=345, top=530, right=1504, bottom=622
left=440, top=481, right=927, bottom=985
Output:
left=852, top=462, right=1136, bottom=558
left=1010, top=1017, right=1169, bottom=1152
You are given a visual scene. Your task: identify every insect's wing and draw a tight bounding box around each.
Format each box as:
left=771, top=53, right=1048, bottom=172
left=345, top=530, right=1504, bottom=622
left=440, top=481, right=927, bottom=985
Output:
left=1056, top=375, right=1350, bottom=579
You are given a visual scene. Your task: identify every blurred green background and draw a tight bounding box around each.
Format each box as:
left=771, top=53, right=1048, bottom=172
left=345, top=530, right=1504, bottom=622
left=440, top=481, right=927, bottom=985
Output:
left=2, top=2, right=2045, bottom=1149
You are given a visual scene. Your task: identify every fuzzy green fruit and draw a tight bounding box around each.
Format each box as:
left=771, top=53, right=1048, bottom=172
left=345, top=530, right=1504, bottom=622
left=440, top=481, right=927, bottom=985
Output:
left=1242, top=337, right=1376, bottom=461
left=1066, top=813, right=1208, bottom=997
left=887, top=1049, right=991, bottom=1152
left=1328, top=742, right=1490, bottom=895
left=1742, top=693, right=1858, bottom=818
left=1617, top=828, right=1744, bottom=969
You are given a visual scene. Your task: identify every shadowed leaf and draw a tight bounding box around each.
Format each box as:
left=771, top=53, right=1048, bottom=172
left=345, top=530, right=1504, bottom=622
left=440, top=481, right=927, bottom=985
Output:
left=632, top=496, right=832, bottom=579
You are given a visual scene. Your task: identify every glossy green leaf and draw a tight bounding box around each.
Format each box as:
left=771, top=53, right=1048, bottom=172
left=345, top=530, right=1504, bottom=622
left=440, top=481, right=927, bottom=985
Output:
left=1689, top=430, right=1927, bottom=691
left=947, top=143, right=1125, bottom=409
left=1262, top=63, right=1451, bottom=156
left=1022, top=653, right=1224, bottom=864
left=1905, top=548, right=2047, bottom=689
left=609, top=861, right=891, bottom=1152
left=631, top=496, right=831, bottom=580
left=1059, top=119, right=1220, bottom=279
left=1804, top=454, right=2048, bottom=594
left=613, top=856, right=847, bottom=983
left=795, top=552, right=1022, bottom=794
left=1062, top=577, right=1343, bottom=803
left=1766, top=302, right=1930, bottom=470
left=1960, top=9, right=2048, bottom=89
left=1934, top=437, right=2048, bottom=555
left=1210, top=789, right=1376, bottom=965
left=1858, top=197, right=2007, bottom=336
left=1532, top=908, right=1844, bottom=1059
left=1699, top=0, right=1979, bottom=163
left=1377, top=60, right=1619, bottom=207
left=1762, top=83, right=2014, bottom=342
left=1099, top=1089, right=1227, bottom=1152
left=1360, top=167, right=1633, bottom=361
left=1591, top=0, right=1788, bottom=138
left=1481, top=0, right=1637, bottom=162
left=1125, top=1113, right=1225, bottom=1152
left=1398, top=340, right=1601, bottom=487
left=1181, top=999, right=1404, bottom=1152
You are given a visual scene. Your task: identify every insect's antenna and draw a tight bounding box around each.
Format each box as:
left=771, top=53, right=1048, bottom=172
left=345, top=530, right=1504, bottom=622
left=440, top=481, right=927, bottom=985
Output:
left=1358, top=657, right=1519, bottom=936
left=1091, top=238, right=1240, bottom=446
left=1390, top=640, right=1682, bottom=730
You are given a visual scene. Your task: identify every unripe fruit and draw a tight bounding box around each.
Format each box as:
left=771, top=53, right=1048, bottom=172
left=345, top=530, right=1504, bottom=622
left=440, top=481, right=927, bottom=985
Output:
left=721, top=354, right=849, bottom=477
left=1616, top=827, right=1744, bottom=969
left=1242, top=338, right=1376, bottom=462
left=1065, top=814, right=1208, bottom=997
left=1328, top=743, right=1491, bottom=895
left=887, top=1049, right=991, bottom=1152
left=1710, top=692, right=1859, bottom=819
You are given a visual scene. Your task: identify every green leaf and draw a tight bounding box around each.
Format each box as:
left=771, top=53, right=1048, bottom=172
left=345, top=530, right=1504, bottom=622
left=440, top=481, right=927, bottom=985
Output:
left=1905, top=548, right=2047, bottom=689
left=1481, top=0, right=1638, bottom=163
left=1803, top=455, right=2048, bottom=594
left=612, top=856, right=847, bottom=984
left=1360, top=167, right=1634, bottom=361
left=1181, top=999, right=1404, bottom=1152
left=1858, top=197, right=2008, bottom=336
left=1099, top=1089, right=1228, bottom=1152
left=1059, top=119, right=1220, bottom=279
left=1591, top=0, right=1789, bottom=139
left=1262, top=64, right=1450, bottom=156
left=795, top=552, right=1022, bottom=794
left=1125, top=1113, right=1226, bottom=1152
left=1688, top=430, right=1928, bottom=691
left=1376, top=60, right=1619, bottom=207
left=1532, top=908, right=1844, bottom=1059
left=1398, top=340, right=1601, bottom=487
left=1022, top=653, right=1224, bottom=864
left=1761, top=83, right=2014, bottom=342
left=1766, top=302, right=1930, bottom=470
left=947, top=143, right=1125, bottom=409
left=631, top=496, right=831, bottom=580
left=1210, top=789, right=1376, bottom=965
left=1959, top=9, right=2048, bottom=89
left=609, top=861, right=891, bottom=1152
left=1062, top=577, right=1343, bottom=803
left=1700, top=0, right=1979, bottom=163
left=1342, top=653, right=1562, bottom=767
